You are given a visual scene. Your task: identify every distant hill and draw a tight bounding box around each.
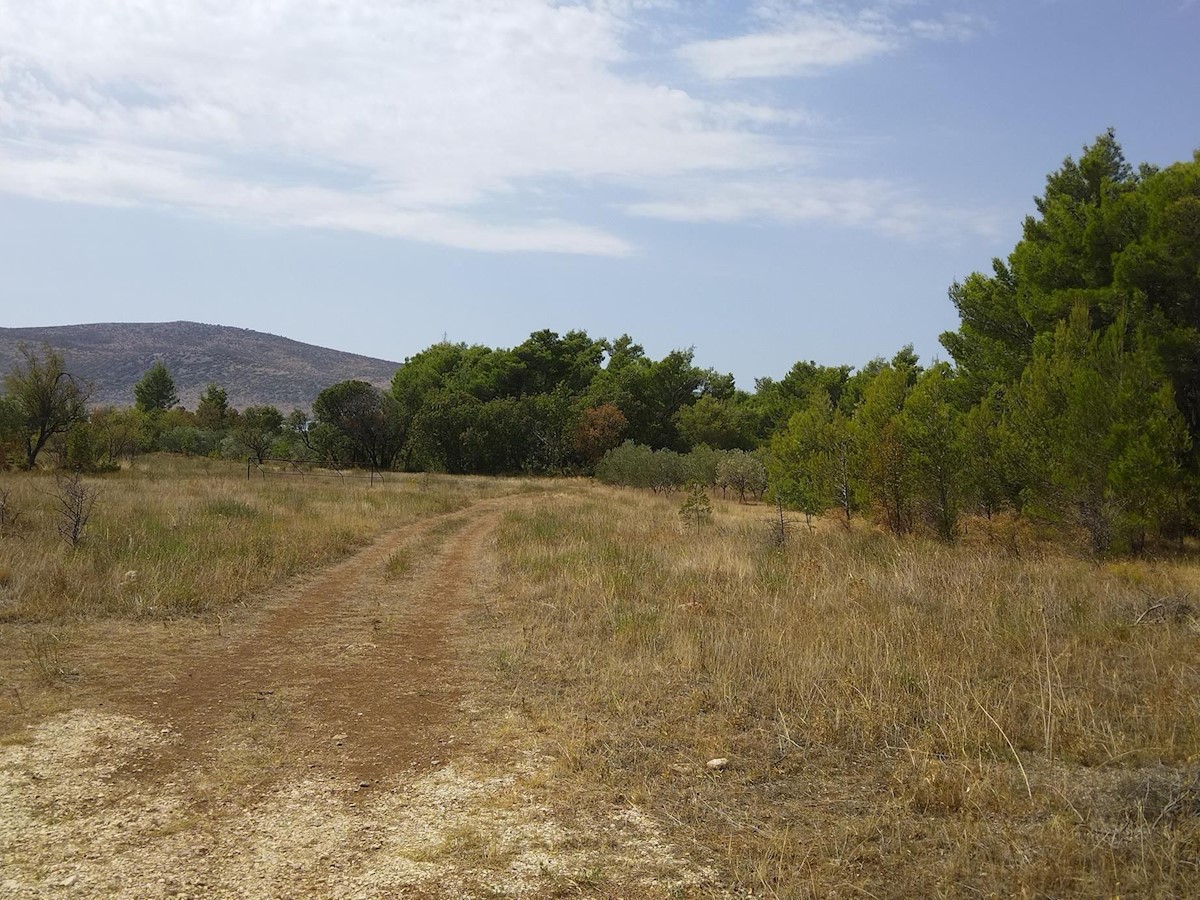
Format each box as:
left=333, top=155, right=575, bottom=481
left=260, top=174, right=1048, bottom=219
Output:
left=0, top=322, right=401, bottom=411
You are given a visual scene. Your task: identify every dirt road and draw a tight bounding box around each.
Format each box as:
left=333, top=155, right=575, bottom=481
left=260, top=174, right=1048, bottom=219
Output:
left=0, top=495, right=716, bottom=898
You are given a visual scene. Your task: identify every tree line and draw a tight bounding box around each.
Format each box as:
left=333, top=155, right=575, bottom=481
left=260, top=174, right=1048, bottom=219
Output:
left=1, top=131, right=1196, bottom=552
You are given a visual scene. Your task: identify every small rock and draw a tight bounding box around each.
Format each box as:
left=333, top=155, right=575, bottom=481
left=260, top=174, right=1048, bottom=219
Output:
left=332, top=733, right=348, bottom=742
left=60, top=874, right=79, bottom=888
left=358, top=780, right=370, bottom=788
left=706, top=757, right=729, bottom=771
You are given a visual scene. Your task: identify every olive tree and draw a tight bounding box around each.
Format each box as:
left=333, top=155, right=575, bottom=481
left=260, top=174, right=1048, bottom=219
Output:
left=3, top=344, right=91, bottom=469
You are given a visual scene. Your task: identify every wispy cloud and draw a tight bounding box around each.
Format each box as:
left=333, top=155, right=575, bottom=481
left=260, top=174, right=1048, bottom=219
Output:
left=678, top=4, right=981, bottom=80
left=625, top=177, right=1007, bottom=241
left=0, top=1, right=988, bottom=254
left=678, top=14, right=895, bottom=79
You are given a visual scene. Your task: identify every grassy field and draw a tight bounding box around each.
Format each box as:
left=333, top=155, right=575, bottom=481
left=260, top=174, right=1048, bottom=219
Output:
left=0, top=456, right=521, bottom=623
left=0, top=455, right=530, bottom=734
left=2, top=458, right=1198, bottom=895
left=482, top=485, right=1200, bottom=896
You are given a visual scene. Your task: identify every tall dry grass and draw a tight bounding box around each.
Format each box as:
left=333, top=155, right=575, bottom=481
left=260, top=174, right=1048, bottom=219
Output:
left=484, top=484, right=1200, bottom=896
left=0, top=455, right=524, bottom=622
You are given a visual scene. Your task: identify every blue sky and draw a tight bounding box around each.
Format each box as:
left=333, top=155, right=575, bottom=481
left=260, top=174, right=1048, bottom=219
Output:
left=1, top=0, right=1197, bottom=389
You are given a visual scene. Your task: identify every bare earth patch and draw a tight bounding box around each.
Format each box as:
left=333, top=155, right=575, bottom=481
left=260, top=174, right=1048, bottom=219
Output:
left=1, top=496, right=718, bottom=898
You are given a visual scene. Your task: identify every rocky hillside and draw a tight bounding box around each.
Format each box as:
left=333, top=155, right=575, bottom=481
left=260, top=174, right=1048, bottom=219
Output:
left=0, top=321, right=401, bottom=411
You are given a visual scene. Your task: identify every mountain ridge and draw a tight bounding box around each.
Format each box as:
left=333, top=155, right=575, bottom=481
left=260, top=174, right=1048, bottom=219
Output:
left=0, top=321, right=401, bottom=411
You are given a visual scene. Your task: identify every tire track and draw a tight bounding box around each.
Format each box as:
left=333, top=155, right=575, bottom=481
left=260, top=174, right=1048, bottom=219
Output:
left=108, top=497, right=510, bottom=786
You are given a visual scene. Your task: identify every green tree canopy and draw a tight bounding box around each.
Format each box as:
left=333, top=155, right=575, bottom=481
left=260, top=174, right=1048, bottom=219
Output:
left=233, top=405, right=284, bottom=464
left=195, top=383, right=230, bottom=429
left=942, top=131, right=1200, bottom=444
left=1003, top=305, right=1190, bottom=552
left=314, top=380, right=405, bottom=470
left=134, top=360, right=179, bottom=414
left=3, top=344, right=91, bottom=469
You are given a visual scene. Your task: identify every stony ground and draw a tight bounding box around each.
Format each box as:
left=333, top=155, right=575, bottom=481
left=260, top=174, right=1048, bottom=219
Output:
left=1, top=495, right=721, bottom=898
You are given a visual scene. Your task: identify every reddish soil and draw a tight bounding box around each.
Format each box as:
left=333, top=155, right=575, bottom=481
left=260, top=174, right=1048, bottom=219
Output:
left=95, top=502, right=504, bottom=787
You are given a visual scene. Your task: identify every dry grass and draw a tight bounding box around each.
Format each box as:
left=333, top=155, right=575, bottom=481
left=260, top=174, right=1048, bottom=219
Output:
left=481, top=483, right=1200, bottom=896
left=4, top=462, right=1198, bottom=895
left=0, top=454, right=524, bottom=623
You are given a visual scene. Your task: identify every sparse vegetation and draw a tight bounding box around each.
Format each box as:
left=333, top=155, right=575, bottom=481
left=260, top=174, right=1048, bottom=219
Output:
left=480, top=484, right=1200, bottom=895
left=52, top=469, right=98, bottom=548
left=0, top=454, right=519, bottom=622
left=678, top=481, right=712, bottom=531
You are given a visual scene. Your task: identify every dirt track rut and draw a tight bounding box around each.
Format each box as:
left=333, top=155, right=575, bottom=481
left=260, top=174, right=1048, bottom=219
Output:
left=120, top=503, right=502, bottom=785
left=0, top=493, right=719, bottom=898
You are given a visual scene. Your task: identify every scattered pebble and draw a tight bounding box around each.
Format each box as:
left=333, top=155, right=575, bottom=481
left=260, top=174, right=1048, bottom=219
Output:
left=706, top=758, right=729, bottom=772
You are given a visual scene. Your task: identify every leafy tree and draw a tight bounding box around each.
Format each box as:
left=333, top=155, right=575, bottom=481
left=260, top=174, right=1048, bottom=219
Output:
left=750, top=360, right=852, bottom=436
left=596, top=440, right=655, bottom=489
left=462, top=397, right=529, bottom=474
left=595, top=441, right=689, bottom=493
left=699, top=368, right=737, bottom=401
left=308, top=422, right=352, bottom=466
left=196, top=383, right=230, bottom=430
left=825, top=408, right=857, bottom=527
left=512, top=329, right=605, bottom=396
left=1004, top=305, right=1190, bottom=552
left=589, top=347, right=704, bottom=450
left=675, top=394, right=757, bottom=450
left=1111, top=151, right=1200, bottom=437
left=942, top=131, right=1200, bottom=446
left=648, top=449, right=689, bottom=494
left=408, top=389, right=482, bottom=474
left=134, top=360, right=179, bottom=414
left=573, top=403, right=627, bottom=469
left=716, top=450, right=767, bottom=503
left=233, top=405, right=284, bottom=464
left=88, top=407, right=151, bottom=465
left=3, top=344, right=91, bottom=469
left=957, top=390, right=1009, bottom=520
left=523, top=388, right=578, bottom=473
left=683, top=444, right=724, bottom=487
left=768, top=390, right=834, bottom=525
left=901, top=364, right=963, bottom=541
left=854, top=360, right=915, bottom=534
left=314, top=380, right=405, bottom=470
left=941, top=260, right=1034, bottom=404
left=271, top=409, right=316, bottom=460
left=63, top=420, right=101, bottom=471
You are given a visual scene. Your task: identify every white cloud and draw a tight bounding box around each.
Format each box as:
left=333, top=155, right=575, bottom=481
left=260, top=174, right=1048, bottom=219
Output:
left=678, top=15, right=895, bottom=79
left=678, top=4, right=981, bottom=80
left=0, top=0, right=787, bottom=253
left=0, top=138, right=635, bottom=255
left=625, top=177, right=1006, bottom=241
left=0, top=1, right=988, bottom=253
